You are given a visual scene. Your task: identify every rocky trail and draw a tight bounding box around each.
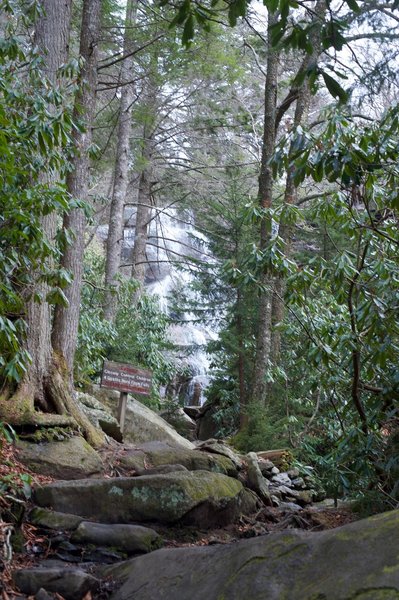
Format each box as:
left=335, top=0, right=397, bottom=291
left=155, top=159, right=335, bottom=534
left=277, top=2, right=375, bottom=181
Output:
left=1, top=393, right=399, bottom=599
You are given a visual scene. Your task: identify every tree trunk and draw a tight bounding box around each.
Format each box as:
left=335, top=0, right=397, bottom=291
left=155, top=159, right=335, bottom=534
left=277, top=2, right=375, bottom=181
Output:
left=237, top=289, right=248, bottom=429
left=103, top=0, right=138, bottom=321
left=269, top=0, right=326, bottom=366
left=0, top=0, right=72, bottom=423
left=252, top=2, right=327, bottom=406
left=250, top=11, right=279, bottom=407
left=52, top=0, right=101, bottom=372
left=130, top=84, right=157, bottom=300
left=0, top=0, right=103, bottom=447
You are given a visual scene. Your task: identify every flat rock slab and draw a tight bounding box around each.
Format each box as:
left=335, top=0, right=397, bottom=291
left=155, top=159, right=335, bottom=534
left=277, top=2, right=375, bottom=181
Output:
left=71, top=522, right=163, bottom=554
left=29, top=508, right=83, bottom=530
left=16, top=436, right=103, bottom=480
left=34, top=470, right=246, bottom=527
left=120, top=443, right=237, bottom=477
left=13, top=567, right=100, bottom=600
left=105, top=509, right=399, bottom=600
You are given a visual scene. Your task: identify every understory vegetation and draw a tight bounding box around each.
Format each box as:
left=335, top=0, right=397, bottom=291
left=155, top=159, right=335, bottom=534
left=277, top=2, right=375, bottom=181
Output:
left=0, top=0, right=398, bottom=515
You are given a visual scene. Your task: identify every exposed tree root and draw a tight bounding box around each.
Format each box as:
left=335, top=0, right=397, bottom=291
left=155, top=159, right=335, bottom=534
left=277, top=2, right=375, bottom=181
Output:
left=0, top=359, right=104, bottom=449
left=46, top=361, right=104, bottom=448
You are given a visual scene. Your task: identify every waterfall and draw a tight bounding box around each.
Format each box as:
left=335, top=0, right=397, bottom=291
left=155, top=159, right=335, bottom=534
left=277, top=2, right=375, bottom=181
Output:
left=98, top=207, right=217, bottom=405
left=144, top=207, right=217, bottom=406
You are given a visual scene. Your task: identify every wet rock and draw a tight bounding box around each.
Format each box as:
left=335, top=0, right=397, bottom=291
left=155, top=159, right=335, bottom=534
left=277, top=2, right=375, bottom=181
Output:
left=29, top=508, right=83, bottom=531
left=14, top=567, right=100, bottom=600
left=71, top=522, right=163, bottom=555
left=34, top=471, right=247, bottom=527
left=16, top=436, right=103, bottom=480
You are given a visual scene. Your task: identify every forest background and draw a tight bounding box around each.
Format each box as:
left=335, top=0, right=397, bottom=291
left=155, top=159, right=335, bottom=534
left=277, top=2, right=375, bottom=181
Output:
left=0, top=0, right=399, bottom=512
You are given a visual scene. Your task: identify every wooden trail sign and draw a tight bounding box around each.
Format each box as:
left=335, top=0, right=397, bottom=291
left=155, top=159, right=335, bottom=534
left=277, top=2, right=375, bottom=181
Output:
left=101, top=360, right=152, bottom=433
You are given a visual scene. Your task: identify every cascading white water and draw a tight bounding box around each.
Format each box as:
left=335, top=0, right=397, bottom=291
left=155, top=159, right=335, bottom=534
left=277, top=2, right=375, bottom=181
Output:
left=98, top=207, right=217, bottom=405
left=143, top=207, right=217, bottom=405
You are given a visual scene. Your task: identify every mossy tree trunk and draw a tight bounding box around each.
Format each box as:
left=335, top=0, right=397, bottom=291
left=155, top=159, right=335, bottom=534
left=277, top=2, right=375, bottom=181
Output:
left=0, top=0, right=103, bottom=448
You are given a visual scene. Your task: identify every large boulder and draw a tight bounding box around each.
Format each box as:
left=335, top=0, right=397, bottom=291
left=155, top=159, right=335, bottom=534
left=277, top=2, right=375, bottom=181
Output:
left=93, top=388, right=194, bottom=449
left=159, top=407, right=197, bottom=441
left=104, top=509, right=399, bottom=600
left=16, top=436, right=103, bottom=480
left=34, top=471, right=252, bottom=527
left=118, top=441, right=238, bottom=477
left=76, top=392, right=123, bottom=442
left=196, top=402, right=221, bottom=441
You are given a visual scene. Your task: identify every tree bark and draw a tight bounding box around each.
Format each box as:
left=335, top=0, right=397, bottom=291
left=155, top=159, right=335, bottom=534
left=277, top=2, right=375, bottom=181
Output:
left=8, top=0, right=72, bottom=413
left=252, top=2, right=327, bottom=406
left=103, top=0, right=138, bottom=321
left=130, top=83, right=157, bottom=300
left=269, top=0, right=326, bottom=366
left=250, top=11, right=279, bottom=407
left=0, top=0, right=104, bottom=447
left=52, top=0, right=101, bottom=372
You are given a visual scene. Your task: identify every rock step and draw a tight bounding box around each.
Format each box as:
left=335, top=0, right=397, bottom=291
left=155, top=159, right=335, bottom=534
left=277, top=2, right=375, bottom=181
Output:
left=102, top=509, right=399, bottom=600
left=14, top=567, right=101, bottom=600
left=34, top=470, right=255, bottom=527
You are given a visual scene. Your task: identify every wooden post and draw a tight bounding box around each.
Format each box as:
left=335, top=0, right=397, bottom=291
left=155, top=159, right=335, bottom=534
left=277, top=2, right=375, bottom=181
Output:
left=117, top=391, right=128, bottom=434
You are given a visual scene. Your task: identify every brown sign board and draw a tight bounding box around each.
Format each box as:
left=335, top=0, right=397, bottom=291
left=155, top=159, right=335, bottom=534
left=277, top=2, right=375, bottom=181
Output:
left=101, top=360, right=152, bottom=396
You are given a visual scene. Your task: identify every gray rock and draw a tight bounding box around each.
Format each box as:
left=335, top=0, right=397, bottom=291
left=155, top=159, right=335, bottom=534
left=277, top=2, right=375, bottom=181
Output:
left=271, top=472, right=291, bottom=486
left=296, top=490, right=314, bottom=505
left=196, top=440, right=243, bottom=470
left=94, top=389, right=194, bottom=449
left=278, top=501, right=303, bottom=511
left=119, top=442, right=237, bottom=478
left=29, top=508, right=83, bottom=530
left=286, top=468, right=300, bottom=479
left=77, top=392, right=122, bottom=442
left=105, top=510, right=399, bottom=600
left=34, top=471, right=248, bottom=527
left=245, top=452, right=272, bottom=505
left=275, top=485, right=300, bottom=499
left=16, top=436, right=103, bottom=480
left=270, top=466, right=280, bottom=475
left=290, top=477, right=306, bottom=489
left=258, top=459, right=275, bottom=475
left=196, top=403, right=221, bottom=441
left=34, top=589, right=53, bottom=600
left=71, top=522, right=163, bottom=555
left=159, top=407, right=197, bottom=441
left=135, top=464, right=188, bottom=476
left=183, top=406, right=201, bottom=420
left=14, top=568, right=99, bottom=600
